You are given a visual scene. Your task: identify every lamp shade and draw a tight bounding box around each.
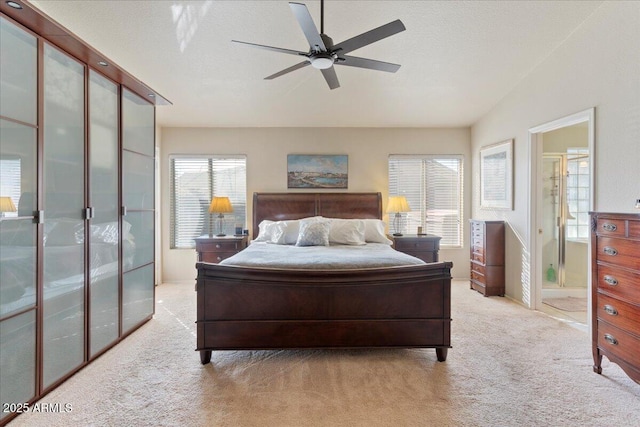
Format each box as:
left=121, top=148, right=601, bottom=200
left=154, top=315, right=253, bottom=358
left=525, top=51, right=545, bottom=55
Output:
left=386, top=196, right=410, bottom=213
left=209, top=196, right=233, bottom=214
left=0, top=197, right=17, bottom=213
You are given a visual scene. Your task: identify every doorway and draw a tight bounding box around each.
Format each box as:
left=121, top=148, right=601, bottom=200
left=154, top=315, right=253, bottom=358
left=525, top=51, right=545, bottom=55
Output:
left=529, top=109, right=595, bottom=331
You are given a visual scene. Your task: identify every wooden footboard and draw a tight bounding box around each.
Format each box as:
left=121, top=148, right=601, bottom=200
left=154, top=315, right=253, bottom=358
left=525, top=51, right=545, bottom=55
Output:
left=195, top=261, right=453, bottom=364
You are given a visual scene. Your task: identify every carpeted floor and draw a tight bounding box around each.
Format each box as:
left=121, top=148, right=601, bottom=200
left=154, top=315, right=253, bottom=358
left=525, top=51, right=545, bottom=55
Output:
left=7, top=280, right=639, bottom=427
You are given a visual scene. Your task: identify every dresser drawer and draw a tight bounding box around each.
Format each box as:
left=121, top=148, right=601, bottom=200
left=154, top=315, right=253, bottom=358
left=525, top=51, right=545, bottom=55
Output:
left=596, top=237, right=640, bottom=270
left=629, top=221, right=640, bottom=239
left=471, top=251, right=484, bottom=264
left=470, top=262, right=486, bottom=276
left=597, top=293, right=640, bottom=334
left=471, top=270, right=486, bottom=284
left=470, top=221, right=484, bottom=234
left=597, top=218, right=627, bottom=238
left=597, top=264, right=640, bottom=305
left=597, top=321, right=640, bottom=368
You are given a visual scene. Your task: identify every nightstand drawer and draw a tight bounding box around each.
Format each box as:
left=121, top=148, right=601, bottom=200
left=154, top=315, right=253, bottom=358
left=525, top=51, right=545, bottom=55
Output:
left=198, top=240, right=243, bottom=252
left=201, top=251, right=238, bottom=264
left=394, top=239, right=437, bottom=252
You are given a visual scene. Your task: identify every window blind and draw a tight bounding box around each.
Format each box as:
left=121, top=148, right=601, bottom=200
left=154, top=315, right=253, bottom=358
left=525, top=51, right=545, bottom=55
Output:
left=170, top=156, right=246, bottom=249
left=389, top=155, right=463, bottom=247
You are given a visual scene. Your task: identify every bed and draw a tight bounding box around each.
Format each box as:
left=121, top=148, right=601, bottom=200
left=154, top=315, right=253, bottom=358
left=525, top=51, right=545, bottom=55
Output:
left=195, top=192, right=452, bottom=364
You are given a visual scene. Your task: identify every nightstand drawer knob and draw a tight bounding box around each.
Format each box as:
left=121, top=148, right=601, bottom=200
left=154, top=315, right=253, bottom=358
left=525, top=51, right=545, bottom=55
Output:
left=216, top=244, right=221, bottom=249
left=216, top=256, right=222, bottom=261
left=603, top=275, right=618, bottom=286
left=604, top=334, right=618, bottom=346
left=603, top=246, right=618, bottom=256
left=603, top=305, right=618, bottom=316
left=602, top=223, right=617, bottom=232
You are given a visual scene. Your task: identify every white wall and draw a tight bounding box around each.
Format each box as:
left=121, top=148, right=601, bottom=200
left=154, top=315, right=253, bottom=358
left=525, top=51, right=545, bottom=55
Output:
left=471, top=2, right=640, bottom=305
left=160, top=127, right=470, bottom=283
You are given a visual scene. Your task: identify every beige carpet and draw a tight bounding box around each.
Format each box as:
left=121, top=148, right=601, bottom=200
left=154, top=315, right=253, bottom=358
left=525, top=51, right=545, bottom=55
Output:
left=8, top=281, right=640, bottom=427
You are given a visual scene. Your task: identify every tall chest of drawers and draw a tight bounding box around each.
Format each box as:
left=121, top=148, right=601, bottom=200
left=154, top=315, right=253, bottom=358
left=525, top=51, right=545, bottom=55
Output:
left=590, top=212, right=640, bottom=383
left=469, top=220, right=505, bottom=297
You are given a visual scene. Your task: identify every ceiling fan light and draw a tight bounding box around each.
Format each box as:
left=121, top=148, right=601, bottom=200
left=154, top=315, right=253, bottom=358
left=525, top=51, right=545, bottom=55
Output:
left=310, top=55, right=334, bottom=70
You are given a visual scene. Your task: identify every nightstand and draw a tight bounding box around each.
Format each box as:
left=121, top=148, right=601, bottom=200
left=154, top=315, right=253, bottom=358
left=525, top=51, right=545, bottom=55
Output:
left=194, top=235, right=248, bottom=264
left=392, top=234, right=441, bottom=263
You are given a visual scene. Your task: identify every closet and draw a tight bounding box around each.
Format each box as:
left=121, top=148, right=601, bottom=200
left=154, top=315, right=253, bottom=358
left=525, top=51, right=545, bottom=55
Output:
left=0, top=5, right=164, bottom=424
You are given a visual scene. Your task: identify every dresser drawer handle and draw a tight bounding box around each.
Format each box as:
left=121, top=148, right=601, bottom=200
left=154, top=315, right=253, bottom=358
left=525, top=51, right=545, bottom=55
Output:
left=603, top=305, right=618, bottom=316
left=216, top=244, right=221, bottom=249
left=216, top=256, right=222, bottom=261
left=602, top=223, right=617, bottom=232
left=604, top=334, right=618, bottom=346
left=603, top=246, right=618, bottom=256
left=603, top=275, right=618, bottom=286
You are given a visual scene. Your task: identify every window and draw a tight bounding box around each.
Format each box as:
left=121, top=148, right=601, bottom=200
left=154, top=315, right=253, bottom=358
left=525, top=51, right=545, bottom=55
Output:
left=565, top=148, right=589, bottom=240
left=388, top=155, right=464, bottom=247
left=0, top=157, right=21, bottom=218
left=170, top=156, right=246, bottom=249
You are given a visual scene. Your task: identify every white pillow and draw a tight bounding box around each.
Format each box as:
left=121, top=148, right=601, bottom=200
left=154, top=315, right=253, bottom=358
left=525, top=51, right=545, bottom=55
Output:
left=363, top=219, right=393, bottom=244
left=295, top=220, right=331, bottom=247
left=269, top=220, right=301, bottom=245
left=253, top=220, right=275, bottom=242
left=328, top=218, right=366, bottom=245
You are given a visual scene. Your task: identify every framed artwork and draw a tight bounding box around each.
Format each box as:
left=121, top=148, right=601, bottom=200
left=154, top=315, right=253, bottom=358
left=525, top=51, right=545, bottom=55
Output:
left=480, top=139, right=513, bottom=210
left=287, top=154, right=348, bottom=189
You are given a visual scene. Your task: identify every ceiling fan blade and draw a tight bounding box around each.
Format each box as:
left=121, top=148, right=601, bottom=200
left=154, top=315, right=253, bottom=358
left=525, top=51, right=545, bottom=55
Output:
left=337, top=55, right=401, bottom=73
left=289, top=2, right=326, bottom=52
left=333, top=19, right=406, bottom=55
left=264, top=61, right=311, bottom=80
left=321, top=67, right=340, bottom=90
left=232, top=40, right=306, bottom=56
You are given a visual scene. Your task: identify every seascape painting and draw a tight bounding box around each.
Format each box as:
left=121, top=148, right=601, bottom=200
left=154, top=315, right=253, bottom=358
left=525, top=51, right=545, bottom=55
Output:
left=287, top=155, right=348, bottom=189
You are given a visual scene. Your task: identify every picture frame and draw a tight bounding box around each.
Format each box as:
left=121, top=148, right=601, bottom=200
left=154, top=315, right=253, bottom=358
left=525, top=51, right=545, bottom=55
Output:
left=480, top=139, right=513, bottom=210
left=287, top=154, right=348, bottom=189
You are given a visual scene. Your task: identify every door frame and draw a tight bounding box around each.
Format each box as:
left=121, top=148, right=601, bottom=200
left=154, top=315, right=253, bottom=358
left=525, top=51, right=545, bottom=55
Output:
left=528, top=108, right=595, bottom=324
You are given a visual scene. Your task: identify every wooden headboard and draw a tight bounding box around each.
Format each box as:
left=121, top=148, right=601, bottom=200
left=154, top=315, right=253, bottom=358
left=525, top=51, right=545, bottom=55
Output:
left=252, top=192, right=382, bottom=238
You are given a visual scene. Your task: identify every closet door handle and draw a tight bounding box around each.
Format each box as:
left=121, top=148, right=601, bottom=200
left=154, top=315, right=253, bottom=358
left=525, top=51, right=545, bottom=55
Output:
left=603, top=246, right=618, bottom=256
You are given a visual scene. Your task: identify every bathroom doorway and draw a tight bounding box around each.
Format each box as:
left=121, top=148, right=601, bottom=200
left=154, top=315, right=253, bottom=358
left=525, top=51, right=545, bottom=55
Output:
left=529, top=109, right=594, bottom=331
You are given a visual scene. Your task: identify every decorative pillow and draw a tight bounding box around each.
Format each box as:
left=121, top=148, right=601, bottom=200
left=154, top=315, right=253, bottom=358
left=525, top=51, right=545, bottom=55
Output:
left=295, top=220, right=331, bottom=247
left=363, top=219, right=393, bottom=244
left=328, top=218, right=366, bottom=245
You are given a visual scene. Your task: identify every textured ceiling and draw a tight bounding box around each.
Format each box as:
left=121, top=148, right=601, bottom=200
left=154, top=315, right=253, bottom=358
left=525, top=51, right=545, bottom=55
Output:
left=30, top=0, right=603, bottom=128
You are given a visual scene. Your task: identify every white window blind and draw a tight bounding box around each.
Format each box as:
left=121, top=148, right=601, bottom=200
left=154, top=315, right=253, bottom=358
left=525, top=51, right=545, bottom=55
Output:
left=0, top=157, right=21, bottom=218
left=389, top=155, right=463, bottom=247
left=170, top=156, right=246, bottom=249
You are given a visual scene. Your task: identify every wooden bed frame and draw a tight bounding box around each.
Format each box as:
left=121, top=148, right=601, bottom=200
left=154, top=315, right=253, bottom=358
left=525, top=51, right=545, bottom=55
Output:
left=196, top=192, right=452, bottom=364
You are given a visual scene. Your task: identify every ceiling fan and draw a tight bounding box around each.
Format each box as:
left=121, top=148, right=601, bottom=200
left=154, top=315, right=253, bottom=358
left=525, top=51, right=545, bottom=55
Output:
left=232, top=0, right=406, bottom=90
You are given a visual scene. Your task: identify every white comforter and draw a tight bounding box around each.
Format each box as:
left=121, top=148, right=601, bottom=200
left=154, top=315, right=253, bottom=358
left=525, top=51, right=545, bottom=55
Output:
left=218, top=242, right=426, bottom=270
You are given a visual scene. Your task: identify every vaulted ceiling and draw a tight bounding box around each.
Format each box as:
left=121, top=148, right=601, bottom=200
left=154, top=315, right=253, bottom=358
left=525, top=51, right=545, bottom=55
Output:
left=30, top=0, right=603, bottom=128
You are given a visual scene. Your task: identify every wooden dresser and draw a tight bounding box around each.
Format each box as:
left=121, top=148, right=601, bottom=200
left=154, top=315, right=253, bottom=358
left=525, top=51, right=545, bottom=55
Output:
left=590, top=212, right=640, bottom=383
left=195, top=235, right=248, bottom=264
left=392, top=234, right=441, bottom=263
left=469, top=220, right=505, bottom=297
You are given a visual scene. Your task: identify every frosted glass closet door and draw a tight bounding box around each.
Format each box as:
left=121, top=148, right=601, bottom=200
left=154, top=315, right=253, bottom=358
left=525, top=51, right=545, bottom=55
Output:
left=89, top=70, right=120, bottom=357
left=0, top=17, right=38, bottom=420
left=121, top=89, right=155, bottom=333
left=42, top=44, right=86, bottom=389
